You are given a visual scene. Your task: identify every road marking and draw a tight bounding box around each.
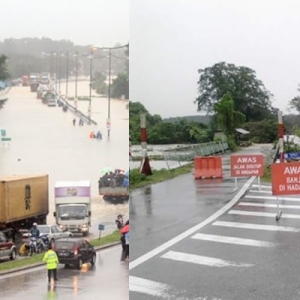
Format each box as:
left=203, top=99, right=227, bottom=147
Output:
left=129, top=276, right=170, bottom=298
left=129, top=176, right=256, bottom=270
left=191, top=233, right=276, bottom=247
left=229, top=210, right=300, bottom=219
left=213, top=221, right=300, bottom=232
left=249, top=189, right=272, bottom=194
left=252, top=184, right=271, bottom=189
left=245, top=195, right=300, bottom=202
left=161, top=251, right=253, bottom=268
left=239, top=202, right=300, bottom=209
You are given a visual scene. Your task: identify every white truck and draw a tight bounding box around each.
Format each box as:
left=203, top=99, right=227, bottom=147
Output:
left=40, top=72, right=51, bottom=85
left=53, top=181, right=91, bottom=236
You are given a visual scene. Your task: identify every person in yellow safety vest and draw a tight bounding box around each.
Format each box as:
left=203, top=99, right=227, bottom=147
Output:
left=42, top=247, right=59, bottom=283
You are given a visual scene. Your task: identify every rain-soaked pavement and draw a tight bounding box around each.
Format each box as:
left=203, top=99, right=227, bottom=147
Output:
left=129, top=145, right=300, bottom=299
left=0, top=245, right=128, bottom=300
left=0, top=84, right=129, bottom=236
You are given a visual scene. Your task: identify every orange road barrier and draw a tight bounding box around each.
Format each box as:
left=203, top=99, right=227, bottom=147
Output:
left=194, top=156, right=223, bottom=179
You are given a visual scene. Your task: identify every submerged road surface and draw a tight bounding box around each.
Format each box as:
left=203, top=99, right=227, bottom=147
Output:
left=0, top=245, right=128, bottom=300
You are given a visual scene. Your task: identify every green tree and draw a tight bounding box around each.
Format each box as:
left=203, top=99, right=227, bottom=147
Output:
left=129, top=101, right=212, bottom=145
left=214, top=93, right=245, bottom=135
left=243, top=120, right=277, bottom=143
left=111, top=73, right=129, bottom=99
left=91, top=72, right=107, bottom=95
left=289, top=96, right=300, bottom=113
left=0, top=55, right=10, bottom=81
left=195, top=62, right=273, bottom=121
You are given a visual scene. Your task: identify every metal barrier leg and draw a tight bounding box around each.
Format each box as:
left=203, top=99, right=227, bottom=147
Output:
left=275, top=196, right=282, bottom=221
left=233, top=177, right=238, bottom=192
left=257, top=176, right=261, bottom=191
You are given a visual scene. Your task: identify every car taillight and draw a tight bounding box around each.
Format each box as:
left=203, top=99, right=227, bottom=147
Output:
left=74, top=245, right=78, bottom=255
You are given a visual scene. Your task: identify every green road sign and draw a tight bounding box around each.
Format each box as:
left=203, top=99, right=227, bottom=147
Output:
left=1, top=129, right=6, bottom=137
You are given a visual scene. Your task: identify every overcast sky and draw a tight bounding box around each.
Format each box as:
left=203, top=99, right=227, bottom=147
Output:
left=0, top=0, right=128, bottom=47
left=130, top=0, right=300, bottom=118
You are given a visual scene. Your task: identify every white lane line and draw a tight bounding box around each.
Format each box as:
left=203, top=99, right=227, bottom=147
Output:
left=161, top=251, right=253, bottom=268
left=191, top=233, right=276, bottom=247
left=129, top=276, right=170, bottom=298
left=252, top=184, right=271, bottom=189
left=213, top=221, right=300, bottom=232
left=245, top=195, right=300, bottom=202
left=229, top=210, right=300, bottom=219
left=129, top=176, right=256, bottom=270
left=239, top=202, right=300, bottom=209
left=249, top=189, right=272, bottom=194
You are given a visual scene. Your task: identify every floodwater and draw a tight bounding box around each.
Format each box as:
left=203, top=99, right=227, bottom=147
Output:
left=0, top=82, right=129, bottom=236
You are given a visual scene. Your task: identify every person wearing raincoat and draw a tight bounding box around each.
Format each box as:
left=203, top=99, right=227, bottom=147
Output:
left=43, top=246, right=59, bottom=283
left=120, top=221, right=129, bottom=261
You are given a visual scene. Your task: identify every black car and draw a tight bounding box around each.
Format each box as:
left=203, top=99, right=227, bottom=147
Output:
left=54, top=238, right=96, bottom=269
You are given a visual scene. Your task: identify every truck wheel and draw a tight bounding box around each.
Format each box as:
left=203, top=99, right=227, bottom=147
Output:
left=77, top=258, right=83, bottom=270
left=10, top=248, right=17, bottom=260
left=90, top=253, right=96, bottom=265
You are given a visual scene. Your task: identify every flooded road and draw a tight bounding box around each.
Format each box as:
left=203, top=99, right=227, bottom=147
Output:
left=0, top=245, right=128, bottom=300
left=0, top=84, right=129, bottom=236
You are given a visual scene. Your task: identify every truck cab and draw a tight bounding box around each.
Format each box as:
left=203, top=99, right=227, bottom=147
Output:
left=53, top=181, right=91, bottom=236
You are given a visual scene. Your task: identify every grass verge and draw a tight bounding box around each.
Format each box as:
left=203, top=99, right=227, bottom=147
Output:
left=130, top=163, right=193, bottom=191
left=0, top=230, right=120, bottom=273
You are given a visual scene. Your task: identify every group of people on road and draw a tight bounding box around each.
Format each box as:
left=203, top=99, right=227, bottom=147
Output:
left=34, top=222, right=59, bottom=283
left=19, top=222, right=59, bottom=283
left=99, top=170, right=129, bottom=188
left=90, top=130, right=102, bottom=139
left=73, top=118, right=84, bottom=126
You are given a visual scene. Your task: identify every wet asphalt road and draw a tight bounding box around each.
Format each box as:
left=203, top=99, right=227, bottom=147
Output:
left=0, top=245, right=128, bottom=300
left=129, top=145, right=300, bottom=300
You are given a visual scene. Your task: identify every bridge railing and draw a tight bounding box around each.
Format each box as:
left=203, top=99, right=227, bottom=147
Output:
left=162, top=141, right=229, bottom=169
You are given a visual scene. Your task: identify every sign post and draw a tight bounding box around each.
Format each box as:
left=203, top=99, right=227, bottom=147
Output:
left=271, top=162, right=300, bottom=220
left=106, top=118, right=111, bottom=137
left=231, top=154, right=264, bottom=192
left=98, top=224, right=105, bottom=240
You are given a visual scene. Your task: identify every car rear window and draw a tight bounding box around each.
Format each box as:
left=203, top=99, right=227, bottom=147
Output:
left=55, top=241, right=75, bottom=250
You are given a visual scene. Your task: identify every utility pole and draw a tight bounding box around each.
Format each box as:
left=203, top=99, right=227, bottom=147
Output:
left=88, top=49, right=93, bottom=124
left=107, top=48, right=112, bottom=137
left=75, top=52, right=78, bottom=111
left=66, top=52, right=69, bottom=101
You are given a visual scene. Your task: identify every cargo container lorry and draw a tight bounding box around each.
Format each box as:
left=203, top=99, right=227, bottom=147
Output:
left=22, top=75, right=30, bottom=86
left=53, top=181, right=91, bottom=236
left=0, top=175, right=49, bottom=240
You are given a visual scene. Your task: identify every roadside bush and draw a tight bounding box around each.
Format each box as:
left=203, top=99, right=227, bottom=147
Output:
left=244, top=120, right=277, bottom=143
left=129, top=168, right=147, bottom=186
left=227, top=135, right=237, bottom=151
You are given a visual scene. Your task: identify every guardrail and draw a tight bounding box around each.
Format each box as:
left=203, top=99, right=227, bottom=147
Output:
left=162, top=141, right=229, bottom=162
left=50, top=88, right=97, bottom=125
